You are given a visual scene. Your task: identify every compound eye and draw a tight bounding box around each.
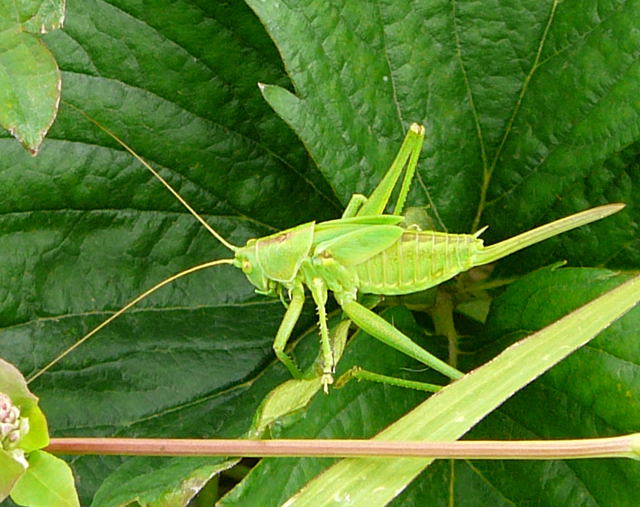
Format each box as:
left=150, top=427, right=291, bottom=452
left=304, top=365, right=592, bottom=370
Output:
left=242, top=260, right=252, bottom=273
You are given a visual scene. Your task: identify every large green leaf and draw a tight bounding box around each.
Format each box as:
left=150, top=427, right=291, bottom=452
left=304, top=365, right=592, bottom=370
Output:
left=248, top=0, right=639, bottom=251
left=0, top=0, right=638, bottom=505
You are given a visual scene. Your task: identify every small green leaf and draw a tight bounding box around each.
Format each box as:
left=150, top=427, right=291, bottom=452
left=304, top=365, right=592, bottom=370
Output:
left=251, top=377, right=324, bottom=438
left=0, top=359, right=49, bottom=452
left=0, top=0, right=64, bottom=152
left=0, top=358, right=51, bottom=501
left=91, top=457, right=237, bottom=507
left=0, top=449, right=26, bottom=502
left=0, top=357, right=38, bottom=407
left=10, top=450, right=79, bottom=507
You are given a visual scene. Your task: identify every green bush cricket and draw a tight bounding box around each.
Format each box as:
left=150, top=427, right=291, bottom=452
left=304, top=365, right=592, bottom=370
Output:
left=29, top=120, right=624, bottom=393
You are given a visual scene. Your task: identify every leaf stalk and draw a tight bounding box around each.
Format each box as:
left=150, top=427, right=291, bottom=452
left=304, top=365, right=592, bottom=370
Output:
left=45, top=434, right=640, bottom=460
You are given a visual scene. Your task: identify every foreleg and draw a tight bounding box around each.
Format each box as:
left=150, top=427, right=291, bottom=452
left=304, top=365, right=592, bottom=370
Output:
left=307, top=277, right=335, bottom=392
left=273, top=283, right=306, bottom=379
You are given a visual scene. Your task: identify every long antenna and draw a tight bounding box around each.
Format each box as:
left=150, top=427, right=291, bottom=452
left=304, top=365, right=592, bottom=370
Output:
left=66, top=102, right=238, bottom=252
left=27, top=259, right=235, bottom=384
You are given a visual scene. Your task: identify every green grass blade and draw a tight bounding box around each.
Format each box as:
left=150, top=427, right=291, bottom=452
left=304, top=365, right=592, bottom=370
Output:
left=286, top=273, right=640, bottom=506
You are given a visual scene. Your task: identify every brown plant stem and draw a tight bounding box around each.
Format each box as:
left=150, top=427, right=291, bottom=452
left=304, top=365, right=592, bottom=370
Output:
left=46, top=434, right=640, bottom=460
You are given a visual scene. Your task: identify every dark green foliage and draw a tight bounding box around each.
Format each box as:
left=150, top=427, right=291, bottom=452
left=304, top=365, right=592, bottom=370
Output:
left=0, top=0, right=638, bottom=504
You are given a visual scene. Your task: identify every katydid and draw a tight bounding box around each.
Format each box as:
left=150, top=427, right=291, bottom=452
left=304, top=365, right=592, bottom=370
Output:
left=28, top=120, right=625, bottom=393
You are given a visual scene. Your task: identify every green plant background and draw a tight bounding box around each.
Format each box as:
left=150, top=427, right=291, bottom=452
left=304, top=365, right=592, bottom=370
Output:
left=1, top=0, right=639, bottom=505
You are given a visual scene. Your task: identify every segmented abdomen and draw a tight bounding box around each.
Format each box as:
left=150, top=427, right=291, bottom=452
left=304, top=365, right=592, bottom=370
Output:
left=355, top=230, right=483, bottom=295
